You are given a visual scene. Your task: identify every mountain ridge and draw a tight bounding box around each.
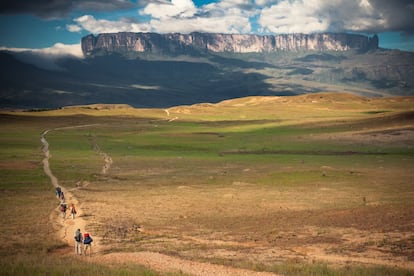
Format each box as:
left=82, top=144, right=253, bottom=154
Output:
left=82, top=32, right=379, bottom=56
left=2, top=31, right=414, bottom=110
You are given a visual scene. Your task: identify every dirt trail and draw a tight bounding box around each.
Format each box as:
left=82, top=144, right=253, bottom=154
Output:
left=41, top=128, right=280, bottom=275
left=41, top=129, right=103, bottom=254
left=90, top=137, right=113, bottom=175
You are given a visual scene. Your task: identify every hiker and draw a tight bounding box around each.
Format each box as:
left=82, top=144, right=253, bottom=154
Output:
left=70, top=204, right=77, bottom=219
left=83, top=233, right=93, bottom=256
left=55, top=186, right=62, bottom=199
left=60, top=203, right=67, bottom=219
left=60, top=191, right=65, bottom=202
left=74, top=229, right=83, bottom=255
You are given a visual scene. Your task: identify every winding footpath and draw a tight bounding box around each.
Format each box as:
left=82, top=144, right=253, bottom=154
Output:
left=41, top=128, right=277, bottom=275
left=41, top=129, right=103, bottom=254
left=91, top=137, right=113, bottom=175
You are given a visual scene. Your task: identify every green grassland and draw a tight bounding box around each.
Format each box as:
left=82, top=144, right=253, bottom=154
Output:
left=1, top=93, right=413, bottom=275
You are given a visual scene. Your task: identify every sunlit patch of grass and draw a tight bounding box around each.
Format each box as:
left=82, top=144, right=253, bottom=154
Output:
left=190, top=256, right=413, bottom=276
left=0, top=254, right=159, bottom=276
left=268, top=261, right=413, bottom=276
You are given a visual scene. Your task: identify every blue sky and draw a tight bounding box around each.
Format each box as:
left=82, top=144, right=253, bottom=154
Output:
left=0, top=0, right=413, bottom=56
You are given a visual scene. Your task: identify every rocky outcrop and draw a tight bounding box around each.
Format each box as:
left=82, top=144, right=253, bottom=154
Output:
left=82, top=32, right=379, bottom=56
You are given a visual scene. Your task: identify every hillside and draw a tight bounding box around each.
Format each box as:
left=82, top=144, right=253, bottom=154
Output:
left=1, top=92, right=413, bottom=274
left=17, top=92, right=414, bottom=121
left=0, top=32, right=413, bottom=109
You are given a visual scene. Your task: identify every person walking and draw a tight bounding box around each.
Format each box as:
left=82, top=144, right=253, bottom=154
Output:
left=60, top=202, right=67, bottom=219
left=70, top=204, right=77, bottom=219
left=83, top=232, right=93, bottom=256
left=74, top=229, right=83, bottom=255
left=55, top=186, right=62, bottom=199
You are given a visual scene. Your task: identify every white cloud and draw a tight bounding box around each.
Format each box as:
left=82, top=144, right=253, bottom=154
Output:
left=66, top=24, right=82, bottom=33
left=73, top=15, right=151, bottom=34
left=212, top=0, right=250, bottom=8
left=0, top=43, right=83, bottom=70
left=140, top=0, right=197, bottom=19
left=138, top=0, right=253, bottom=34
left=259, top=0, right=329, bottom=33
left=145, top=0, right=253, bottom=33
left=258, top=0, right=414, bottom=34
left=149, top=14, right=251, bottom=34
left=254, top=0, right=274, bottom=6
left=0, top=43, right=83, bottom=58
left=63, top=0, right=414, bottom=36
left=41, top=43, right=83, bottom=57
left=68, top=0, right=254, bottom=35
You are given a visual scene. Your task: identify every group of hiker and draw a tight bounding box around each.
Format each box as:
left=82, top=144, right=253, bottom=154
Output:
left=56, top=186, right=77, bottom=220
left=59, top=202, right=77, bottom=220
left=74, top=228, right=93, bottom=256
left=55, top=186, right=94, bottom=256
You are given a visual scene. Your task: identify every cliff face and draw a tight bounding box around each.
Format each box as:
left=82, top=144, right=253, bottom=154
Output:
left=82, top=32, right=379, bottom=56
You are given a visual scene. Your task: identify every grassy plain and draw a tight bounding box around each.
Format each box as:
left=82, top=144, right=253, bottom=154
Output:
left=0, top=93, right=413, bottom=275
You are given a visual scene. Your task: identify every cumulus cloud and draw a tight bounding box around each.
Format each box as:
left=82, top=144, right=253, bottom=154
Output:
left=8, top=0, right=412, bottom=36
left=148, top=13, right=251, bottom=34
left=137, top=0, right=254, bottom=33
left=0, top=0, right=137, bottom=19
left=68, top=0, right=253, bottom=34
left=141, top=0, right=197, bottom=19
left=258, top=0, right=414, bottom=34
left=61, top=0, right=413, bottom=36
left=259, top=0, right=329, bottom=33
left=0, top=43, right=83, bottom=70
left=71, top=15, right=151, bottom=34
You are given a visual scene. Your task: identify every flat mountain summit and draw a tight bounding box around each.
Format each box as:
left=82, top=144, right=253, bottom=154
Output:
left=82, top=32, right=379, bottom=56
left=1, top=32, right=413, bottom=109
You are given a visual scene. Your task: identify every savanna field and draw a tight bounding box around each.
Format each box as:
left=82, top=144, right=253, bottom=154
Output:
left=1, top=93, right=413, bottom=275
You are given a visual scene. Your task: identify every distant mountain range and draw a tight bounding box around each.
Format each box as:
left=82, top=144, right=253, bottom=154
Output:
left=1, top=32, right=413, bottom=109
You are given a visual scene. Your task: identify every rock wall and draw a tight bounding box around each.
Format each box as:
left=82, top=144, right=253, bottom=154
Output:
left=82, top=32, right=379, bottom=56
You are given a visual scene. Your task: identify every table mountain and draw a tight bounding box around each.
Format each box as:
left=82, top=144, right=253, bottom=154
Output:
left=82, top=32, right=378, bottom=56
left=2, top=32, right=413, bottom=110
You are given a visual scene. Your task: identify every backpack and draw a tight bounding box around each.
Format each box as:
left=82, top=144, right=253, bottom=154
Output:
left=75, top=232, right=82, bottom=242
left=84, top=236, right=93, bottom=244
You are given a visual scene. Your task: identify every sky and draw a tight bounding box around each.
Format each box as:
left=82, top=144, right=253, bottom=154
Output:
left=0, top=0, right=414, bottom=58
